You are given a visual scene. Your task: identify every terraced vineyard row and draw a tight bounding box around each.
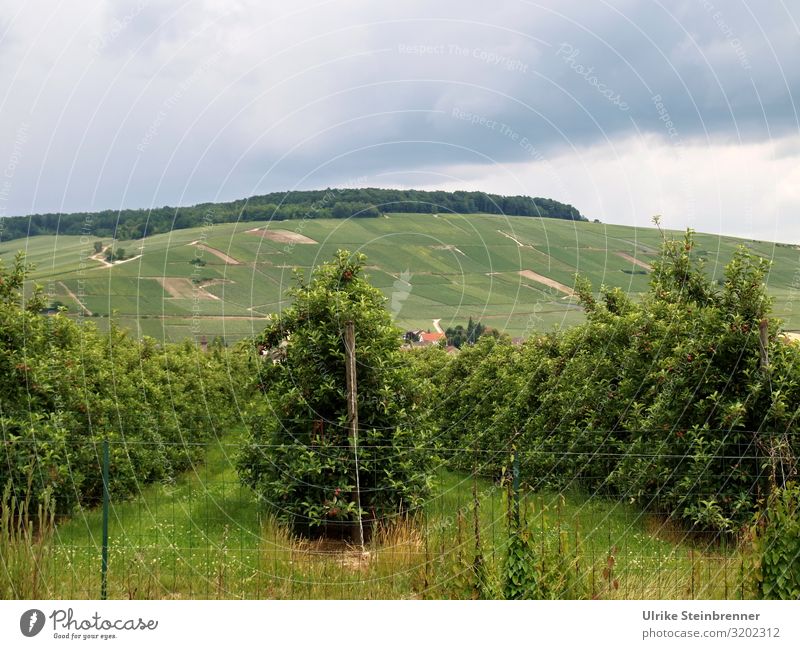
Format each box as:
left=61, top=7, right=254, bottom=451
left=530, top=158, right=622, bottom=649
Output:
left=4, top=213, right=798, bottom=341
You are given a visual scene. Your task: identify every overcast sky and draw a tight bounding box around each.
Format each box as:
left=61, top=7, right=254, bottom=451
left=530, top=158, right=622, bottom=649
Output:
left=0, top=0, right=798, bottom=242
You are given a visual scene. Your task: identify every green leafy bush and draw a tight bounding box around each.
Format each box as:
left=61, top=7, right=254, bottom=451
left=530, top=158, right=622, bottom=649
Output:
left=419, top=229, right=800, bottom=531
left=237, top=250, right=433, bottom=533
left=0, top=253, right=246, bottom=512
left=750, top=483, right=800, bottom=599
left=503, top=525, right=589, bottom=600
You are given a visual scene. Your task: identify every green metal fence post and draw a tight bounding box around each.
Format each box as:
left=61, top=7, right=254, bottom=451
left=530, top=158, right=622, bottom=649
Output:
left=101, top=438, right=109, bottom=600
left=512, top=449, right=520, bottom=528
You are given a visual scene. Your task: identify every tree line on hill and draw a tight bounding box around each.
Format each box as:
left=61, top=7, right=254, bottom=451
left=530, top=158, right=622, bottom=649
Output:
left=0, top=188, right=584, bottom=242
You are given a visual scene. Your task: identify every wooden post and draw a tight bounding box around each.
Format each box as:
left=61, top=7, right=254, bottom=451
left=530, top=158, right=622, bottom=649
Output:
left=101, top=438, right=109, bottom=600
left=344, top=322, right=358, bottom=445
left=758, top=318, right=769, bottom=371
left=344, top=321, right=365, bottom=550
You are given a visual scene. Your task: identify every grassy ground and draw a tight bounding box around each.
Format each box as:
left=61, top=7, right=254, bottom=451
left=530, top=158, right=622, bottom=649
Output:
left=4, top=214, right=798, bottom=342
left=1, top=436, right=748, bottom=600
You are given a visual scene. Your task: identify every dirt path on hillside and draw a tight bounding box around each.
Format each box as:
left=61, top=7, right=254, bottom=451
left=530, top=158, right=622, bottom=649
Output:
left=188, top=241, right=241, bottom=265
left=518, top=270, right=575, bottom=296
left=246, top=228, right=318, bottom=244
left=433, top=244, right=466, bottom=256
left=59, top=281, right=92, bottom=315
left=89, top=245, right=142, bottom=268
left=432, top=318, right=443, bottom=333
left=498, top=230, right=534, bottom=248
left=156, top=277, right=220, bottom=300
left=89, top=245, right=113, bottom=267
left=616, top=251, right=652, bottom=270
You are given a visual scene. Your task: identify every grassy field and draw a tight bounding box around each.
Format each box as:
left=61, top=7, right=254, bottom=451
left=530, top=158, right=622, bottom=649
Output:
left=2, top=213, right=798, bottom=341
left=2, top=435, right=749, bottom=600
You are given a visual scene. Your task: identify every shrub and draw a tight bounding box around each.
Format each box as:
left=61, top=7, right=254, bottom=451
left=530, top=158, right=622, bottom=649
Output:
left=750, top=483, right=800, bottom=599
left=421, top=228, right=800, bottom=531
left=237, top=251, right=433, bottom=533
left=0, top=253, right=247, bottom=512
left=503, top=502, right=590, bottom=600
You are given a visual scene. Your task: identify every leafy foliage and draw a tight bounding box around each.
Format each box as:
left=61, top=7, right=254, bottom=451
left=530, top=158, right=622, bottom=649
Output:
left=444, top=317, right=488, bottom=348
left=433, top=335, right=520, bottom=472
left=237, top=250, right=433, bottom=532
left=104, top=246, right=126, bottom=262
left=0, top=253, right=246, bottom=512
left=415, top=229, right=800, bottom=531
left=502, top=464, right=590, bottom=600
left=750, top=482, right=800, bottom=599
left=503, top=524, right=588, bottom=600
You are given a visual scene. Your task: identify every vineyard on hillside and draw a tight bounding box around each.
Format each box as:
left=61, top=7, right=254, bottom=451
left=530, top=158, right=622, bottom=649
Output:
left=4, top=214, right=800, bottom=343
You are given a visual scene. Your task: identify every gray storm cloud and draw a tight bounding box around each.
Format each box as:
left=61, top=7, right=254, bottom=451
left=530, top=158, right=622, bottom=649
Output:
left=0, top=0, right=797, bottom=239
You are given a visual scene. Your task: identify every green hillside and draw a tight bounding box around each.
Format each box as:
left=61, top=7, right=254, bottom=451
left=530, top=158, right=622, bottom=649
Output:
left=2, top=213, right=798, bottom=342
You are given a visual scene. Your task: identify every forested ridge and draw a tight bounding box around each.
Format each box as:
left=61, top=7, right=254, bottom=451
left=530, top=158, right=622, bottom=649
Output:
left=0, top=188, right=584, bottom=242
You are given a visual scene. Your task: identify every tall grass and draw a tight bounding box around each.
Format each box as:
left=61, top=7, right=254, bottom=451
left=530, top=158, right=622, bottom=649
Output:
left=0, top=443, right=750, bottom=600
left=0, top=482, right=56, bottom=598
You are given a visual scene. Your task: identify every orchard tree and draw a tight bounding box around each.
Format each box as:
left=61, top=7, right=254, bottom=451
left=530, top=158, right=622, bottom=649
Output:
left=0, top=253, right=245, bottom=512
left=605, top=229, right=798, bottom=529
left=417, top=227, right=800, bottom=532
left=237, top=250, right=433, bottom=534
left=104, top=246, right=126, bottom=263
left=537, top=227, right=799, bottom=530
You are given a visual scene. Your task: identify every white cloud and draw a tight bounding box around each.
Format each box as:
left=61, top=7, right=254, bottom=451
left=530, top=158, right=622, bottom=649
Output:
left=423, top=133, right=800, bottom=244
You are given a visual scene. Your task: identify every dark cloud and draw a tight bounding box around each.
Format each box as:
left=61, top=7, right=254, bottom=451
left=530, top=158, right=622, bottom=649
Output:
left=0, top=0, right=797, bottom=222
left=214, top=0, right=800, bottom=202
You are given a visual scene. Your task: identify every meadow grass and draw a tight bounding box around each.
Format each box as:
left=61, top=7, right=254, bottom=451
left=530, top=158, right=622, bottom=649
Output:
left=1, top=437, right=749, bottom=599
left=0, top=484, right=56, bottom=599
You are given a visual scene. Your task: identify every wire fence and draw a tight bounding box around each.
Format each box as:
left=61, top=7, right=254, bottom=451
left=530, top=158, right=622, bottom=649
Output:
left=1, top=435, right=793, bottom=600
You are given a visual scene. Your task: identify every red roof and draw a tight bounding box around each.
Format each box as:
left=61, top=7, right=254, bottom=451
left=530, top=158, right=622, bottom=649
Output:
left=420, top=332, right=445, bottom=343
